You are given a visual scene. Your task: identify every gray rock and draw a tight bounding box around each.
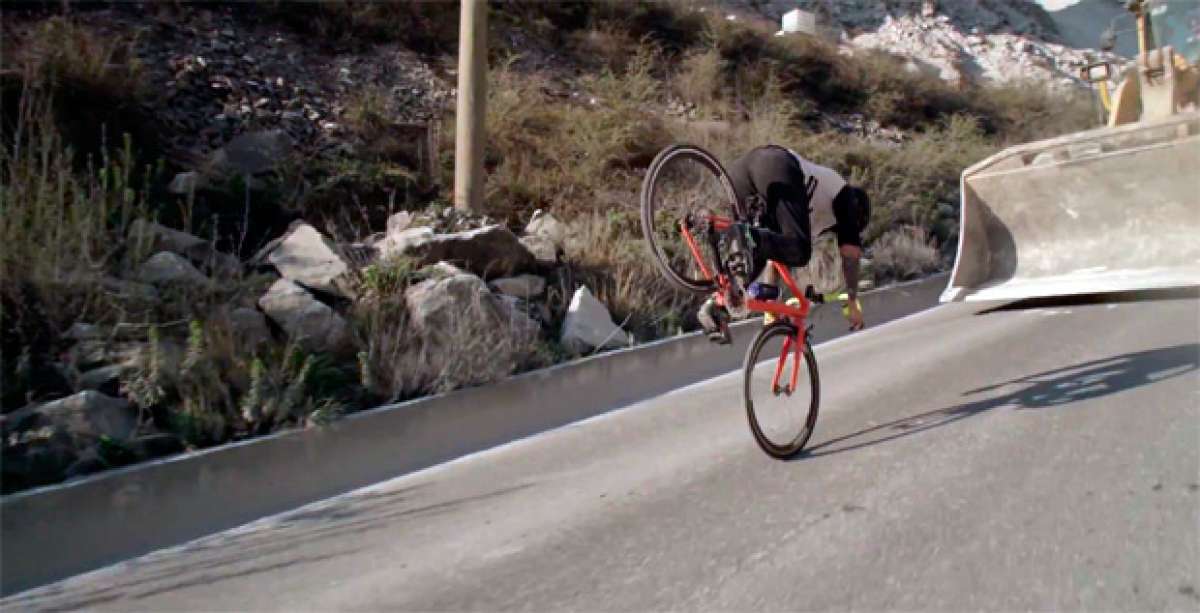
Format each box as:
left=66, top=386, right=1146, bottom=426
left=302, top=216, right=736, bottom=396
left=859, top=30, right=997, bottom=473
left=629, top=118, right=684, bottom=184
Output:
left=560, top=286, right=632, bottom=353
left=107, top=277, right=160, bottom=303
left=386, top=211, right=414, bottom=235
left=405, top=272, right=539, bottom=390
left=376, top=226, right=434, bottom=260
left=135, top=252, right=210, bottom=287
left=422, top=261, right=469, bottom=278
left=267, top=223, right=355, bottom=299
left=64, top=447, right=108, bottom=480
left=405, top=273, right=493, bottom=333
left=128, top=433, right=185, bottom=460
left=209, top=129, right=292, bottom=176
left=520, top=235, right=559, bottom=267
left=67, top=338, right=178, bottom=372
left=64, top=322, right=104, bottom=341
left=229, top=307, right=272, bottom=351
left=1, top=429, right=79, bottom=492
left=489, top=274, right=546, bottom=299
left=384, top=224, right=535, bottom=279
left=258, top=279, right=353, bottom=355
left=525, top=210, right=569, bottom=247
left=10, top=391, right=137, bottom=445
left=127, top=220, right=240, bottom=275
left=78, top=364, right=126, bottom=394
left=167, top=171, right=202, bottom=195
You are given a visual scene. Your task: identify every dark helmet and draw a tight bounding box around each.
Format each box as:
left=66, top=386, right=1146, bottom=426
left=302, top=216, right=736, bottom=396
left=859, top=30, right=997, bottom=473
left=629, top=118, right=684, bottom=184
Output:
left=847, top=185, right=871, bottom=233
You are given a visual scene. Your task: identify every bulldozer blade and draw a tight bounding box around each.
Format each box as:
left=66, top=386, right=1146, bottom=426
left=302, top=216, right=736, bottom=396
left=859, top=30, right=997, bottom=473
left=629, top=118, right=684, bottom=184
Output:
left=942, top=111, right=1200, bottom=302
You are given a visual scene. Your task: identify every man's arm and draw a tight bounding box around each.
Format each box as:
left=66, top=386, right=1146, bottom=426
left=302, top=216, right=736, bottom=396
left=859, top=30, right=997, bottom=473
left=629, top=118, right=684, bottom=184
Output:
left=840, top=244, right=861, bottom=301
left=840, top=244, right=865, bottom=330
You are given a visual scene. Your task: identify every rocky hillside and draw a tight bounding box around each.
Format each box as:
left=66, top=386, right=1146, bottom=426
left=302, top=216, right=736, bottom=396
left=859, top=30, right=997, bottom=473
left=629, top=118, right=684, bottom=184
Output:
left=729, top=0, right=1122, bottom=89
left=849, top=13, right=1122, bottom=89
left=1, top=1, right=1098, bottom=494
left=731, top=0, right=1063, bottom=37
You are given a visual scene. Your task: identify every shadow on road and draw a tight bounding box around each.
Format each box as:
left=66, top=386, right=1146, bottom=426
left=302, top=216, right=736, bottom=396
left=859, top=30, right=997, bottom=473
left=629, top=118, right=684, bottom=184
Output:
left=975, top=286, right=1200, bottom=314
left=800, top=343, right=1199, bottom=460
left=3, top=481, right=535, bottom=610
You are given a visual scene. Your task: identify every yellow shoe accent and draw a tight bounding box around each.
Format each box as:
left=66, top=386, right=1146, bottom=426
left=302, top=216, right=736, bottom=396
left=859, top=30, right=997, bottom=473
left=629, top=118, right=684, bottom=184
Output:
left=764, top=297, right=802, bottom=325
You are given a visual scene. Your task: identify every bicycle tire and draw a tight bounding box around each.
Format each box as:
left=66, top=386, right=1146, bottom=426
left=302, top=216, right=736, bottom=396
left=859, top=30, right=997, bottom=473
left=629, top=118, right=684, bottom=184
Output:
left=639, top=144, right=741, bottom=294
left=743, top=322, right=820, bottom=459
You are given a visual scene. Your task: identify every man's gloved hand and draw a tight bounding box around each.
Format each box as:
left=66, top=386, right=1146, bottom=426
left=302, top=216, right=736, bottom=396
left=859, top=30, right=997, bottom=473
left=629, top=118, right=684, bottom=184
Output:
left=843, top=297, right=865, bottom=331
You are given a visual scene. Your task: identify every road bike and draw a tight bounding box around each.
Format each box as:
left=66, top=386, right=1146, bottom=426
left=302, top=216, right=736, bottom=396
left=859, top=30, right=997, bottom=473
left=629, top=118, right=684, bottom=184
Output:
left=639, top=144, right=823, bottom=459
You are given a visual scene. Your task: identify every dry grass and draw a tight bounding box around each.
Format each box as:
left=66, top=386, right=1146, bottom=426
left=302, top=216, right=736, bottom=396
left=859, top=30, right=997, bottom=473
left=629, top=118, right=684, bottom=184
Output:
left=482, top=48, right=670, bottom=221
left=1, top=16, right=157, bottom=161
left=0, top=88, right=157, bottom=339
left=870, top=226, right=942, bottom=282
left=563, top=212, right=701, bottom=340
left=4, top=16, right=143, bottom=100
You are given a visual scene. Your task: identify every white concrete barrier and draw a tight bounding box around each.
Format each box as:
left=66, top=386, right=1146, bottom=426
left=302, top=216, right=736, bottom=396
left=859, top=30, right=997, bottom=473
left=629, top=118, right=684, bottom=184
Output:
left=0, top=273, right=948, bottom=595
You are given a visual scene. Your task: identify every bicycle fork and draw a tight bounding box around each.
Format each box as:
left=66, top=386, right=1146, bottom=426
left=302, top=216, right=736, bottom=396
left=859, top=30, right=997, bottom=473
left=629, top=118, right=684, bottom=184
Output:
left=770, top=332, right=807, bottom=397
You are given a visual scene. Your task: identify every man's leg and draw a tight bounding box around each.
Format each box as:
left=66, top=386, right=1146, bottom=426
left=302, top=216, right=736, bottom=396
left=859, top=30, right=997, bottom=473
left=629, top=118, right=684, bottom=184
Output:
left=740, top=146, right=813, bottom=275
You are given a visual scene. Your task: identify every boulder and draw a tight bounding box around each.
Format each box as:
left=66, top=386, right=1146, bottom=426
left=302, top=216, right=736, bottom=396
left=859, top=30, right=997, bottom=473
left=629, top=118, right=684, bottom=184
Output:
left=128, top=432, right=186, bottom=460
left=267, top=223, right=356, bottom=299
left=127, top=220, right=240, bottom=275
left=64, top=322, right=104, bottom=341
left=258, top=279, right=353, bottom=356
left=115, top=339, right=185, bottom=373
left=405, top=272, right=539, bottom=390
left=1, top=428, right=79, bottom=494
left=377, top=227, right=434, bottom=259
left=524, top=210, right=586, bottom=256
left=52, top=275, right=160, bottom=306
left=167, top=171, right=202, bottom=195
left=386, top=210, right=414, bottom=235
left=489, top=274, right=547, bottom=299
left=228, top=307, right=273, bottom=352
left=135, top=251, right=210, bottom=287
left=561, top=286, right=632, bottom=353
left=209, top=129, right=292, bottom=177
left=382, top=225, right=535, bottom=279
left=7, top=391, right=137, bottom=446
left=519, top=235, right=559, bottom=267
left=64, top=447, right=108, bottom=480
left=525, top=210, right=569, bottom=247
left=77, top=364, right=126, bottom=395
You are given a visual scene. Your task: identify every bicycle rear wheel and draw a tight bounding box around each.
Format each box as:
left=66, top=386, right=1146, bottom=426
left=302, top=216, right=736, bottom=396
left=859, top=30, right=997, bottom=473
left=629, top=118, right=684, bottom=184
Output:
left=640, top=144, right=740, bottom=294
left=743, top=322, right=820, bottom=459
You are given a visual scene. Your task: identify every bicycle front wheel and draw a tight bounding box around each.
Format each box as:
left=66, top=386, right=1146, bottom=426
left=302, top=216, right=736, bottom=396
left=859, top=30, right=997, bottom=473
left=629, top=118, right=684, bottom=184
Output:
left=743, top=322, right=820, bottom=459
left=639, top=144, right=740, bottom=294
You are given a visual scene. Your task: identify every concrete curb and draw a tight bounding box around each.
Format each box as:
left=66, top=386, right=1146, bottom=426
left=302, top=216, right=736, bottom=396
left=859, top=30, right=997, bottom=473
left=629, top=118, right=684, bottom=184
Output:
left=0, top=273, right=948, bottom=595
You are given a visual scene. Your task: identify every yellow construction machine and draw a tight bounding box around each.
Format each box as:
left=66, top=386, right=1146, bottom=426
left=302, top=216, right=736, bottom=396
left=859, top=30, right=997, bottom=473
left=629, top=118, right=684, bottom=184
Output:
left=942, top=0, right=1200, bottom=302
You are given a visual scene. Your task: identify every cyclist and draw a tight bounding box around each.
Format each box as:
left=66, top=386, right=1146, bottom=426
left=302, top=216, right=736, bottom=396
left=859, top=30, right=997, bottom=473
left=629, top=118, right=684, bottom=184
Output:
left=698, top=145, right=871, bottom=342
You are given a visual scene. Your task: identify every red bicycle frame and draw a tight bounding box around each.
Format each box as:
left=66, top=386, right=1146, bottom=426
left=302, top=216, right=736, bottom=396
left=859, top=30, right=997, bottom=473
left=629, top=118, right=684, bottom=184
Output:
left=679, top=214, right=811, bottom=394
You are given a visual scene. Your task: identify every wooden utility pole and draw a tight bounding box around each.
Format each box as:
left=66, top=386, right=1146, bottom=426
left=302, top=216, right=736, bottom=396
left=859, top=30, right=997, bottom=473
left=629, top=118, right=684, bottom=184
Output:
left=454, top=0, right=488, bottom=212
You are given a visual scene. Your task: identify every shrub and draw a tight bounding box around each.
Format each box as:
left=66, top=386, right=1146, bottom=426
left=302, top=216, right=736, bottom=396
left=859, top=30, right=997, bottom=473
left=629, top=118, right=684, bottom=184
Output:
left=870, top=226, right=942, bottom=282
left=0, top=88, right=157, bottom=341
left=2, top=16, right=156, bottom=162
left=673, top=47, right=726, bottom=112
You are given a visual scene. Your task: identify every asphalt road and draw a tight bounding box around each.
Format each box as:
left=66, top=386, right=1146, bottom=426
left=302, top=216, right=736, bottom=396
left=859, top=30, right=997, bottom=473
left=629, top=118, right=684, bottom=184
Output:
left=5, top=294, right=1199, bottom=611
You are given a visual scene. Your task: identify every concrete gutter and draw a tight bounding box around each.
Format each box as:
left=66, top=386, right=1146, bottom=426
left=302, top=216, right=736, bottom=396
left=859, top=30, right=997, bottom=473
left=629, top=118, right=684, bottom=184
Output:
left=0, top=273, right=948, bottom=595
